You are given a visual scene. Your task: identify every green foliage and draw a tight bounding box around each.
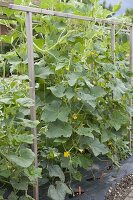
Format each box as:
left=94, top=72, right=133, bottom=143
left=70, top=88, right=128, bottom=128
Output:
left=6, top=148, right=35, bottom=168
left=48, top=165, right=65, bottom=182
left=101, top=0, right=122, bottom=16
left=48, top=182, right=72, bottom=200
left=125, top=8, right=133, bottom=23
left=113, top=1, right=122, bottom=12
left=0, top=0, right=132, bottom=199
left=0, top=76, right=40, bottom=199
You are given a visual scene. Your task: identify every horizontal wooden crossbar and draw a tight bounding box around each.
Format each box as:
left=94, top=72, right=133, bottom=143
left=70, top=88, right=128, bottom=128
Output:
left=9, top=4, right=133, bottom=27
left=0, top=2, right=11, bottom=7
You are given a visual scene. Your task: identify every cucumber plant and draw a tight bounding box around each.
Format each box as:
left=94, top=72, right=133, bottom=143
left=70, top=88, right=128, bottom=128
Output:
left=0, top=0, right=132, bottom=199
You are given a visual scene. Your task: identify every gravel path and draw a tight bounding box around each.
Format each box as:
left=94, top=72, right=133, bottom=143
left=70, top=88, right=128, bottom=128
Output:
left=105, top=174, right=133, bottom=200
left=125, top=188, right=133, bottom=200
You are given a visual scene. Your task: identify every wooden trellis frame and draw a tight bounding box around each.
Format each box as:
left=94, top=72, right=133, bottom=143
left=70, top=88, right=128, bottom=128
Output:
left=130, top=26, right=133, bottom=150
left=0, top=3, right=133, bottom=200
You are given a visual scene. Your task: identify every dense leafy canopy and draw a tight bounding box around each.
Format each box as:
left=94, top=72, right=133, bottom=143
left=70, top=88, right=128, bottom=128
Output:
left=0, top=0, right=132, bottom=199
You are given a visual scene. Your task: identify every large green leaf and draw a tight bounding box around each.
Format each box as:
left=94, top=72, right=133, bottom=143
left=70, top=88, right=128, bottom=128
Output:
left=77, top=91, right=96, bottom=108
left=41, top=101, right=70, bottom=122
left=24, top=167, right=42, bottom=182
left=6, top=148, right=34, bottom=168
left=90, top=86, right=106, bottom=98
left=41, top=101, right=60, bottom=122
left=83, top=77, right=93, bottom=88
left=48, top=182, right=72, bottom=200
left=4, top=51, right=21, bottom=66
left=72, top=154, right=92, bottom=170
left=8, top=192, right=18, bottom=200
left=65, top=88, right=75, bottom=100
left=1, top=35, right=14, bottom=44
left=55, top=62, right=65, bottom=71
left=109, top=109, right=129, bottom=131
left=0, top=98, right=12, bottom=104
left=13, top=134, right=33, bottom=144
left=45, top=120, right=72, bottom=138
left=76, top=127, right=94, bottom=139
left=0, top=165, right=11, bottom=178
left=73, top=171, right=82, bottom=181
left=35, top=66, right=54, bottom=79
left=78, top=154, right=92, bottom=169
left=109, top=78, right=128, bottom=100
left=89, top=139, right=109, bottom=156
left=10, top=177, right=29, bottom=191
left=18, top=118, right=40, bottom=128
left=16, top=97, right=34, bottom=108
left=34, top=38, right=44, bottom=49
left=101, top=130, right=114, bottom=143
left=48, top=165, right=65, bottom=182
left=67, top=73, right=80, bottom=86
left=48, top=85, right=65, bottom=98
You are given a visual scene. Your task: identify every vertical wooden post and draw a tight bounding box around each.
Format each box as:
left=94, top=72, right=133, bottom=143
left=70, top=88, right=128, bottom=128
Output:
left=111, top=24, right=115, bottom=62
left=129, top=25, right=133, bottom=151
left=26, top=12, right=39, bottom=200
left=0, top=24, right=2, bottom=53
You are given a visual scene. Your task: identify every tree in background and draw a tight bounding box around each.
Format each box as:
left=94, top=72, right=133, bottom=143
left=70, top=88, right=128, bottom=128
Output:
left=125, top=8, right=133, bottom=23
left=101, top=0, right=113, bottom=12
left=102, top=1, right=133, bottom=23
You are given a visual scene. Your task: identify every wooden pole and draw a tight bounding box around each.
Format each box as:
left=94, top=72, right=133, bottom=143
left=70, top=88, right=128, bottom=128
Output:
left=0, top=2, right=13, bottom=7
left=111, top=24, right=115, bottom=62
left=0, top=12, right=131, bottom=35
left=0, top=24, right=2, bottom=54
left=25, top=12, right=39, bottom=200
left=129, top=25, right=133, bottom=150
left=9, top=4, right=132, bottom=27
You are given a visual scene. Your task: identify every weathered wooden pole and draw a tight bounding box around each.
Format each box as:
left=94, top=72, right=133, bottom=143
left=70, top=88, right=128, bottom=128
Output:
left=9, top=4, right=132, bottom=27
left=26, top=11, right=39, bottom=200
left=111, top=24, right=115, bottom=62
left=129, top=25, right=133, bottom=150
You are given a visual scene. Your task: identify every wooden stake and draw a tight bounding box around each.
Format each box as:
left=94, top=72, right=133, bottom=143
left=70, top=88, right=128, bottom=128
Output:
left=25, top=11, right=39, bottom=200
left=129, top=25, right=133, bottom=150
left=111, top=24, right=115, bottom=62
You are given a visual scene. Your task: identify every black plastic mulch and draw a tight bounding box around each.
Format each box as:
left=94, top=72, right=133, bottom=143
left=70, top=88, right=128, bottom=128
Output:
left=39, top=156, right=133, bottom=200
